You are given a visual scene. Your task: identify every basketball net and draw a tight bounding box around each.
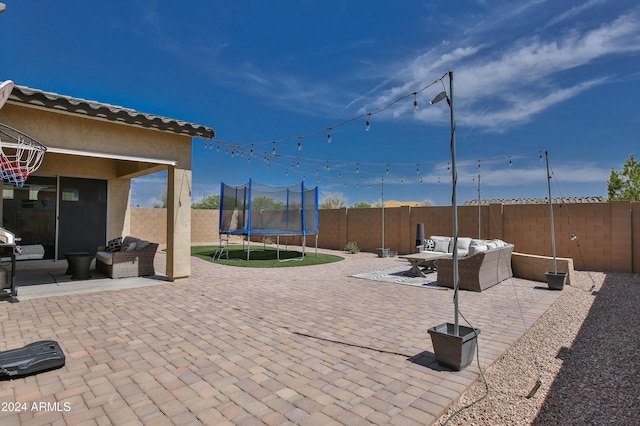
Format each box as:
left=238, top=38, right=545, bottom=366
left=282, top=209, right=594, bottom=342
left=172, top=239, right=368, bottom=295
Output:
left=0, top=123, right=47, bottom=188
left=0, top=81, right=47, bottom=188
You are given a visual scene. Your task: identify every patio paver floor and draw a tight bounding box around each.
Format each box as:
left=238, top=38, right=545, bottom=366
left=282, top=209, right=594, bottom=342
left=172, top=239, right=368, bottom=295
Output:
left=1, top=249, right=562, bottom=425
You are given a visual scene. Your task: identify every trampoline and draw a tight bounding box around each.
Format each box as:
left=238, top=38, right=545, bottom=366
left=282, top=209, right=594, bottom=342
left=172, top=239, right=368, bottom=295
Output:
left=218, top=179, right=319, bottom=260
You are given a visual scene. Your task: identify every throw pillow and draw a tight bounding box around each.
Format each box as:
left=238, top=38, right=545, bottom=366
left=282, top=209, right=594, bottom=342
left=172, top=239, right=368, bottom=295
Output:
left=107, top=237, right=123, bottom=252
left=424, top=238, right=436, bottom=251
left=123, top=241, right=138, bottom=252
left=136, top=240, right=151, bottom=250
left=434, top=239, right=450, bottom=253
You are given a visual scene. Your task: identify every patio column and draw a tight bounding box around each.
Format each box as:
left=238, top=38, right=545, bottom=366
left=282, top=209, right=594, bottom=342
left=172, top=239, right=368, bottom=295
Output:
left=166, top=166, right=192, bottom=281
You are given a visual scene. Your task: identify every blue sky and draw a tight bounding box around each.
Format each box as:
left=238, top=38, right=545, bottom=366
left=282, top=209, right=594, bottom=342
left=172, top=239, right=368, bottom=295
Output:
left=2, top=1, right=639, bottom=207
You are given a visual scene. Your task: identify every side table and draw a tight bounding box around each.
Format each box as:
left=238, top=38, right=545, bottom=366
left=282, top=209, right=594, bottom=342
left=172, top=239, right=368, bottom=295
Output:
left=65, top=252, right=94, bottom=280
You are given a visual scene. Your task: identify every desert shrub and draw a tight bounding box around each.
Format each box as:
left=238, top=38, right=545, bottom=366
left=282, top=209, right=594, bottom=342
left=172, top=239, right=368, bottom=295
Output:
left=344, top=241, right=360, bottom=254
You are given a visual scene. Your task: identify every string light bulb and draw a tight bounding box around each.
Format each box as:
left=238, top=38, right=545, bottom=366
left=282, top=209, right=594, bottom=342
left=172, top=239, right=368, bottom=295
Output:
left=327, top=130, right=332, bottom=143
left=297, top=138, right=302, bottom=151
left=365, top=114, right=371, bottom=131
left=413, top=93, right=419, bottom=111
left=272, top=142, right=276, bottom=156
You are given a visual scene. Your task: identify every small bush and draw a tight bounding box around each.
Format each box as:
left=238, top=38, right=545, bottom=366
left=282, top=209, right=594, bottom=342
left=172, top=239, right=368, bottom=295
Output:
left=344, top=241, right=360, bottom=254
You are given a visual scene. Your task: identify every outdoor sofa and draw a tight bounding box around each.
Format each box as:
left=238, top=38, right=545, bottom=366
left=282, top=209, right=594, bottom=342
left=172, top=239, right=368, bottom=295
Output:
left=95, top=236, right=158, bottom=279
left=418, top=236, right=514, bottom=292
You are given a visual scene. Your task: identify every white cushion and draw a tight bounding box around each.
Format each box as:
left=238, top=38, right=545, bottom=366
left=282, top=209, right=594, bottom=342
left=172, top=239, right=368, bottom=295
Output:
left=455, top=237, right=472, bottom=257
left=96, top=251, right=113, bottom=265
left=470, top=239, right=488, bottom=247
left=430, top=236, right=451, bottom=253
left=468, top=244, right=488, bottom=256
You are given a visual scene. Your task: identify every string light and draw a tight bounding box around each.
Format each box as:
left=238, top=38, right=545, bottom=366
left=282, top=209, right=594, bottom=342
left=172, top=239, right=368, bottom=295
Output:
left=203, top=70, right=548, bottom=190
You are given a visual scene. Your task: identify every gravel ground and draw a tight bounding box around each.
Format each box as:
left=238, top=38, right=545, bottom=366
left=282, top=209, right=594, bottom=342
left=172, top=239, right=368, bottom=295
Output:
left=433, top=271, right=640, bottom=426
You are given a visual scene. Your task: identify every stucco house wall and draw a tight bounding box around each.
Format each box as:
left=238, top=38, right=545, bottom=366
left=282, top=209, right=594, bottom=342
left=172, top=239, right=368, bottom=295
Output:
left=0, top=84, right=213, bottom=280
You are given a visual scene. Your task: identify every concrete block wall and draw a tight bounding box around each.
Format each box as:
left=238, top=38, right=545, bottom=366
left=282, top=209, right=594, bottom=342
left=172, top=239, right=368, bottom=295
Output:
left=131, top=200, right=639, bottom=273
left=130, top=208, right=167, bottom=244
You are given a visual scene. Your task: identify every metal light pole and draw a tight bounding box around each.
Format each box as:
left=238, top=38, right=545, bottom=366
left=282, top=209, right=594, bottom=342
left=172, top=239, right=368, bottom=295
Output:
left=381, top=177, right=385, bottom=253
left=477, top=162, right=481, bottom=239
left=432, top=70, right=459, bottom=335
left=545, top=150, right=558, bottom=273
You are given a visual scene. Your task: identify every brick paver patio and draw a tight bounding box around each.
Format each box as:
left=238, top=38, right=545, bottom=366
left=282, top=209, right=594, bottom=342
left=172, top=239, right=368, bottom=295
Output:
left=1, top=249, right=562, bottom=425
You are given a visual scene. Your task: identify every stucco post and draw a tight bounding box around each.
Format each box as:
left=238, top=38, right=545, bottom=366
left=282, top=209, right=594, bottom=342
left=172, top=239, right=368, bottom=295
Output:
left=166, top=166, right=192, bottom=281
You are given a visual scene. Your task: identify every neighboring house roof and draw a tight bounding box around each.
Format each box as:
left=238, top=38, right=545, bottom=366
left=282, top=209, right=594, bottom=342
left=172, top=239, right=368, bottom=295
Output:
left=463, top=196, right=605, bottom=206
left=7, top=84, right=214, bottom=139
left=384, top=200, right=421, bottom=207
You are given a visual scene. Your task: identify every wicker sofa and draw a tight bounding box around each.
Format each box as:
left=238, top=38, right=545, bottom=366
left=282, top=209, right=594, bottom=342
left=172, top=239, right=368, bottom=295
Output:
left=436, top=242, right=514, bottom=292
left=95, top=236, right=158, bottom=279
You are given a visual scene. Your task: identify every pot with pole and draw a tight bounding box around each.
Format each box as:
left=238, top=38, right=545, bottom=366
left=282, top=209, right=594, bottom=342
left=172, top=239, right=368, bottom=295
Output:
left=543, top=151, right=567, bottom=290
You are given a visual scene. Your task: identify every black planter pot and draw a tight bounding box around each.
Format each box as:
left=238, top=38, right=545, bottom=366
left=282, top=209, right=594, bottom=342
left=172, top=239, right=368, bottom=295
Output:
left=376, top=248, right=390, bottom=258
left=428, top=323, right=480, bottom=371
left=545, top=271, right=567, bottom=290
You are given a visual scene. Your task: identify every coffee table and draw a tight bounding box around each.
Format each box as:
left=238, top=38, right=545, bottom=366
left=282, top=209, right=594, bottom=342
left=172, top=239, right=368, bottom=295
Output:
left=399, top=252, right=451, bottom=277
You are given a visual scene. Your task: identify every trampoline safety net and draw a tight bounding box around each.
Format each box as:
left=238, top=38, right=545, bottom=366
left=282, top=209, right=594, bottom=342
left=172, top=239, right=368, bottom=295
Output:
left=219, top=179, right=318, bottom=238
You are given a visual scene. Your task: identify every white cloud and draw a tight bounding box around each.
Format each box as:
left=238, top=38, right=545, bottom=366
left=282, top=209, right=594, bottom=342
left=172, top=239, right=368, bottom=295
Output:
left=453, top=161, right=609, bottom=187
left=373, top=8, right=640, bottom=130
left=545, top=0, right=608, bottom=28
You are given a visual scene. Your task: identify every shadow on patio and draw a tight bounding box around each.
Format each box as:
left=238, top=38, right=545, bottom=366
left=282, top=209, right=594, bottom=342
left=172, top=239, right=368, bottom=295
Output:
left=2, top=259, right=169, bottom=301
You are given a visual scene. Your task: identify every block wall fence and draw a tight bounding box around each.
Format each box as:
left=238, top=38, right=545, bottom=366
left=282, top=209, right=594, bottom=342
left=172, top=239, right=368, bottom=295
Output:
left=131, top=201, right=639, bottom=273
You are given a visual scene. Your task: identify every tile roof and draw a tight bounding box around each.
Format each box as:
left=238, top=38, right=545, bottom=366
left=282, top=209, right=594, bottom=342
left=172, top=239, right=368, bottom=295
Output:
left=7, top=84, right=214, bottom=139
left=463, top=196, right=605, bottom=206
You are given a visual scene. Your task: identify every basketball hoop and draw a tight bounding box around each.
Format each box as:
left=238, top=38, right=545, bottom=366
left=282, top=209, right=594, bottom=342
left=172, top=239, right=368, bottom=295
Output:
left=0, top=80, right=13, bottom=110
left=0, top=123, right=47, bottom=188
